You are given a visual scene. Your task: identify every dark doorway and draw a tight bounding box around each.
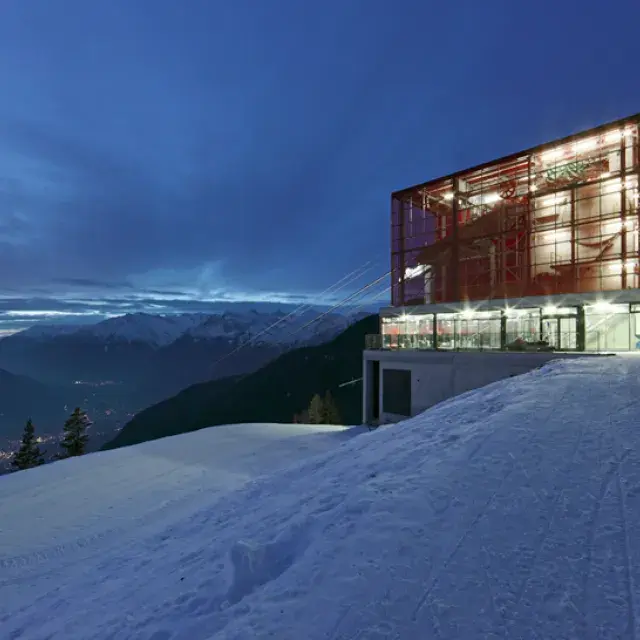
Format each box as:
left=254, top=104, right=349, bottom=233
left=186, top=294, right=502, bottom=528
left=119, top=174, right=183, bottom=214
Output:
left=371, top=360, right=380, bottom=421
left=382, top=368, right=412, bottom=416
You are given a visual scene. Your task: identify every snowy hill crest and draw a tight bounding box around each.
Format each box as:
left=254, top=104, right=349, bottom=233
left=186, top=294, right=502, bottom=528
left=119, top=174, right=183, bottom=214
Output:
left=2, top=358, right=640, bottom=639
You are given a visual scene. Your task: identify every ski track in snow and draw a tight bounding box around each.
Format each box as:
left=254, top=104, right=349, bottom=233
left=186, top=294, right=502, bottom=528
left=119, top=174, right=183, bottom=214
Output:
left=2, top=357, right=640, bottom=639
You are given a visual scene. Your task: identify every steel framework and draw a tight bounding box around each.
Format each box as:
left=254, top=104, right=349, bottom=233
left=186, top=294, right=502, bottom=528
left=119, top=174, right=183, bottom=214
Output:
left=391, top=113, right=640, bottom=307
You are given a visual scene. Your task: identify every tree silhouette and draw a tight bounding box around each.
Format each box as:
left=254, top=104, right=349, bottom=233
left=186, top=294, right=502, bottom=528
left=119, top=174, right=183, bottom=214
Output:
left=11, top=419, right=45, bottom=471
left=60, top=407, right=91, bottom=458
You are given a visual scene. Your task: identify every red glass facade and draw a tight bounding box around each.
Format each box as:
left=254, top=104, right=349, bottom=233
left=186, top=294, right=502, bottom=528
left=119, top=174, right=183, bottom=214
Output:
left=391, top=114, right=640, bottom=307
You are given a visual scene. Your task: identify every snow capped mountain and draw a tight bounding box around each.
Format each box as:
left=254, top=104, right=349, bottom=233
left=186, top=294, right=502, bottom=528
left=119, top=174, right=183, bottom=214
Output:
left=73, top=312, right=210, bottom=347
left=13, top=309, right=368, bottom=348
left=186, top=309, right=367, bottom=346
left=17, top=324, right=86, bottom=340
left=0, top=309, right=373, bottom=393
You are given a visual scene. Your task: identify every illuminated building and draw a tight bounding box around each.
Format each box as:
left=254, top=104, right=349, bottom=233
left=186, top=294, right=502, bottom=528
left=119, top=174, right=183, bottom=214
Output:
left=364, top=113, right=640, bottom=422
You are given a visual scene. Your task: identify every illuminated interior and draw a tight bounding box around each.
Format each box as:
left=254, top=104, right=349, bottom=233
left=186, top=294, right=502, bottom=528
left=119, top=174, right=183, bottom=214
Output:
left=378, top=303, right=640, bottom=353
left=392, top=117, right=640, bottom=306
left=379, top=114, right=640, bottom=352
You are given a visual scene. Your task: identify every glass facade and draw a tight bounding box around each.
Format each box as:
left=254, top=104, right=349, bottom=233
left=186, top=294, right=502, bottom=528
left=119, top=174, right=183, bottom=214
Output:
left=391, top=115, right=640, bottom=307
left=377, top=303, right=640, bottom=353
left=374, top=114, right=640, bottom=354
left=584, top=303, right=640, bottom=351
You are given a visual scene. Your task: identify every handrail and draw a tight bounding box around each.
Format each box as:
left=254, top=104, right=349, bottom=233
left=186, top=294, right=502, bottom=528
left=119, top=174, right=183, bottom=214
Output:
left=365, top=332, right=579, bottom=352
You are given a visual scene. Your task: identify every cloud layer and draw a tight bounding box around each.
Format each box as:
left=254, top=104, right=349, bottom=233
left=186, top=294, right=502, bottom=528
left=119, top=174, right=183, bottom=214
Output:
left=1, top=0, right=639, bottom=331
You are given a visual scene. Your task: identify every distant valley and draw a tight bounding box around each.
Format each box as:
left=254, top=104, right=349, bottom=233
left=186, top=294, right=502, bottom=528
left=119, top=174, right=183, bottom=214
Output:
left=104, top=314, right=378, bottom=450
left=0, top=308, right=367, bottom=461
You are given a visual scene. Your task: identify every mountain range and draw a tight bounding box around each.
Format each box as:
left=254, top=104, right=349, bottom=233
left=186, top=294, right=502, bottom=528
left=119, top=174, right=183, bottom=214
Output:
left=0, top=308, right=367, bottom=451
left=0, top=309, right=366, bottom=386
left=102, top=314, right=378, bottom=450
left=13, top=308, right=366, bottom=347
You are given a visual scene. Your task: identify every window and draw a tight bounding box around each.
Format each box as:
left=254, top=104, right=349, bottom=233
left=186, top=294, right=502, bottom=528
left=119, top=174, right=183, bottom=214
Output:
left=505, top=308, right=540, bottom=347
left=585, top=303, right=630, bottom=351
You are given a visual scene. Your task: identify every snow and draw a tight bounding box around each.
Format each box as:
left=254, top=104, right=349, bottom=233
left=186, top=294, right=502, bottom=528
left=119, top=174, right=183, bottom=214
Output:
left=185, top=310, right=363, bottom=346
left=2, top=356, right=640, bottom=639
left=75, top=312, right=211, bottom=346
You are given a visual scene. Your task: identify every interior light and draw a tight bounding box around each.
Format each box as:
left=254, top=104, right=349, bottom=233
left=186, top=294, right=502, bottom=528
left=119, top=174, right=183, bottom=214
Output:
left=443, top=192, right=454, bottom=201
left=603, top=178, right=622, bottom=194
left=483, top=192, right=501, bottom=205
left=604, top=131, right=622, bottom=144
left=461, top=308, right=475, bottom=319
left=542, top=148, right=563, bottom=162
left=574, top=138, right=597, bottom=153
left=543, top=305, right=558, bottom=315
left=605, top=221, right=624, bottom=233
left=591, top=301, right=617, bottom=312
left=542, top=194, right=568, bottom=207
left=405, top=265, right=427, bottom=279
left=544, top=229, right=570, bottom=241
left=607, top=260, right=637, bottom=273
left=530, top=184, right=538, bottom=192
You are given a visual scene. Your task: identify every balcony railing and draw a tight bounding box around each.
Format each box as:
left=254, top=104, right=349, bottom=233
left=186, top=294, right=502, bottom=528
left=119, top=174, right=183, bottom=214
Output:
left=365, top=333, right=578, bottom=352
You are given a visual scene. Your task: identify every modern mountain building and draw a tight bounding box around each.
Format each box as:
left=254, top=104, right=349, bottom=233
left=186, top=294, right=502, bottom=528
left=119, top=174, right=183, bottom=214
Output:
left=363, top=113, right=640, bottom=423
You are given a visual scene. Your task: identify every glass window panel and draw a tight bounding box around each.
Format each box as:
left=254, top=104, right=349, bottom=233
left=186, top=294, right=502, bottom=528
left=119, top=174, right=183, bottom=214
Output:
left=436, top=313, right=455, bottom=350
left=505, top=309, right=541, bottom=348
left=632, top=313, right=640, bottom=350
left=585, top=307, right=630, bottom=351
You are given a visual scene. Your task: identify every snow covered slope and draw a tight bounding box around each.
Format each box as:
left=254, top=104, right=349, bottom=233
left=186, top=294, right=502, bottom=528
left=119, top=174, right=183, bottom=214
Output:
left=2, top=357, right=640, bottom=639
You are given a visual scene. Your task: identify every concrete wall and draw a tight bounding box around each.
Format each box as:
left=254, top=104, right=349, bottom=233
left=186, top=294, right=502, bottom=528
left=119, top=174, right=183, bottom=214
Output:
left=362, top=350, right=602, bottom=424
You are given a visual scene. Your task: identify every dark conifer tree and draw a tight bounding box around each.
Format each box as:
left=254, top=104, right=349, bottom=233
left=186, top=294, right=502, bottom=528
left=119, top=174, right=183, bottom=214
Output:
left=307, top=394, right=324, bottom=424
left=322, top=391, right=342, bottom=425
left=59, top=407, right=91, bottom=458
left=11, top=419, right=45, bottom=471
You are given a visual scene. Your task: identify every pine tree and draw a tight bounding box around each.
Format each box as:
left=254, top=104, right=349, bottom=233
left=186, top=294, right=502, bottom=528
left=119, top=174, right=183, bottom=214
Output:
left=307, top=394, right=325, bottom=424
left=322, top=391, right=342, bottom=424
left=11, top=419, right=45, bottom=471
left=293, top=409, right=310, bottom=424
left=59, top=407, right=91, bottom=458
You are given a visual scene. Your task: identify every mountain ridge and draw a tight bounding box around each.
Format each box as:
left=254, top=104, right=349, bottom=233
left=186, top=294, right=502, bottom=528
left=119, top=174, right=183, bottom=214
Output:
left=0, top=309, right=371, bottom=440
left=102, top=314, right=378, bottom=450
left=11, top=309, right=369, bottom=349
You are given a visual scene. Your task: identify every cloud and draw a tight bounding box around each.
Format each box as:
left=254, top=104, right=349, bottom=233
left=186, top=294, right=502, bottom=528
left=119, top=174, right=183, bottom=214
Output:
left=0, top=1, right=407, bottom=311
left=51, top=278, right=135, bottom=290
left=0, top=290, right=385, bottom=333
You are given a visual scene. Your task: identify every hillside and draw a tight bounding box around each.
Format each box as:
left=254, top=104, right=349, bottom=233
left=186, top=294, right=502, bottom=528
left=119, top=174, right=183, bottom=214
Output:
left=0, top=369, right=84, bottom=443
left=102, top=314, right=378, bottom=450
left=0, top=310, right=367, bottom=412
left=2, top=357, right=639, bottom=639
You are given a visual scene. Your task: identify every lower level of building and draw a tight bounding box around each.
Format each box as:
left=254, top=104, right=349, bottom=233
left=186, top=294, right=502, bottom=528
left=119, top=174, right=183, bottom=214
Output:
left=361, top=290, right=640, bottom=425
left=367, top=291, right=640, bottom=354
left=362, top=349, right=601, bottom=425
